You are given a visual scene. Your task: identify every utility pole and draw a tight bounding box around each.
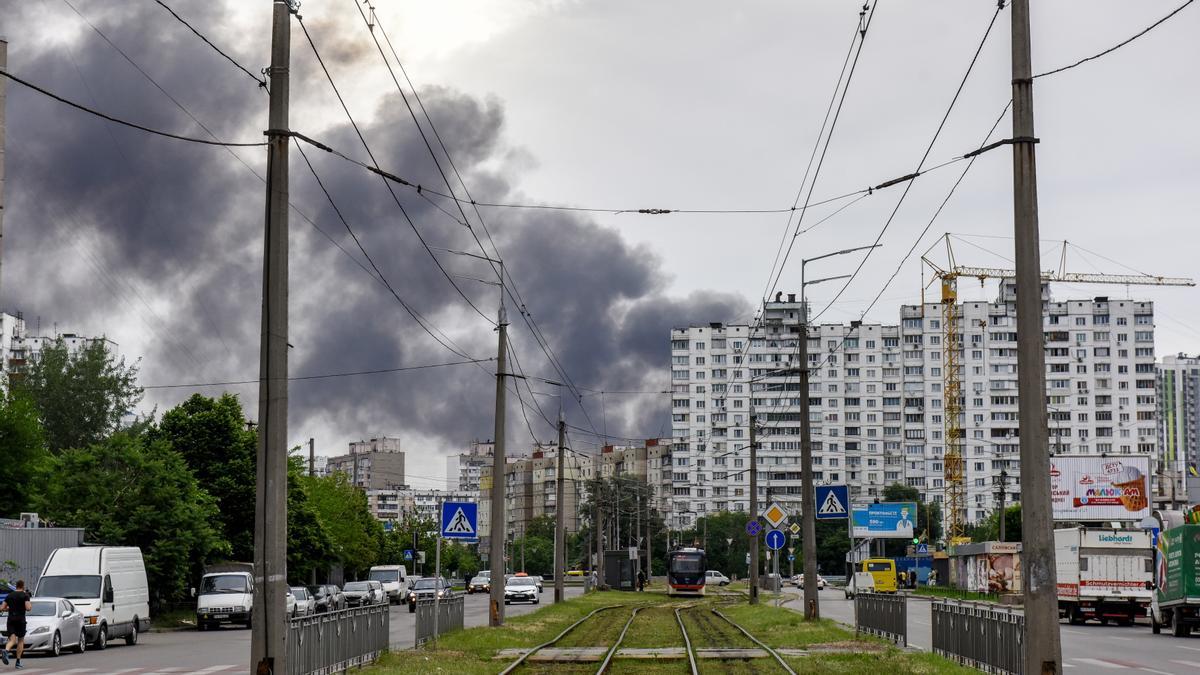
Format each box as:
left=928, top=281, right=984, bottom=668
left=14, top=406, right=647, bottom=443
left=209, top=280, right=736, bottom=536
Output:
left=799, top=309, right=818, bottom=619
left=0, top=39, right=7, bottom=304
left=749, top=410, right=759, bottom=604
left=488, top=292, right=508, bottom=627
left=995, top=470, right=1008, bottom=542
left=594, top=479, right=604, bottom=587
left=1011, top=1, right=1062, bottom=671
left=554, top=407, right=566, bottom=602
left=252, top=3, right=292, bottom=673
left=308, top=437, right=315, bottom=477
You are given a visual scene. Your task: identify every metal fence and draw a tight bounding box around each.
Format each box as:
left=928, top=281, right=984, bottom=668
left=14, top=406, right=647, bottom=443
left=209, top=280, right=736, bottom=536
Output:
left=415, top=595, right=465, bottom=646
left=931, top=600, right=1024, bottom=675
left=287, top=604, right=390, bottom=675
left=854, top=592, right=907, bottom=646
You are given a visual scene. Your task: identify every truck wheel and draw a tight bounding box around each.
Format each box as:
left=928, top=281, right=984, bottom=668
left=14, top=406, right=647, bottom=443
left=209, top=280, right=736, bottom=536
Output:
left=1068, top=611, right=1084, bottom=626
left=1173, top=612, right=1190, bottom=637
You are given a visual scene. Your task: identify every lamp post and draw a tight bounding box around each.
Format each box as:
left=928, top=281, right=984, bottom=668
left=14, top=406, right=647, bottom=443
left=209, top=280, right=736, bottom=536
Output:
left=798, top=244, right=880, bottom=620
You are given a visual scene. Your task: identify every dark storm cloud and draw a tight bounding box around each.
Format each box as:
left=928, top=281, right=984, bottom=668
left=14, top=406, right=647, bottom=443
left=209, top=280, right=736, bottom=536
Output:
left=2, top=0, right=751, bottom=454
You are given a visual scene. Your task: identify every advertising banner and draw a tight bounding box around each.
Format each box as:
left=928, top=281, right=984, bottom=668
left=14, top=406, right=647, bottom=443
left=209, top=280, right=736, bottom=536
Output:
left=1050, top=455, right=1150, bottom=521
left=851, top=502, right=917, bottom=538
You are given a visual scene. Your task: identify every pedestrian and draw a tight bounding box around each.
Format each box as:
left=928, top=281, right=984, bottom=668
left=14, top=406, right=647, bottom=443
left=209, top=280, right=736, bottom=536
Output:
left=1, top=579, right=32, bottom=669
left=636, top=568, right=646, bottom=592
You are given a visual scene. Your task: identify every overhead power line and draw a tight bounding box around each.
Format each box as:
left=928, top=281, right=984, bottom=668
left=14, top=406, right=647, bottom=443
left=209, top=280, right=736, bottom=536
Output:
left=0, top=70, right=265, bottom=147
left=1035, top=0, right=1196, bottom=79
left=151, top=0, right=268, bottom=88
left=142, top=357, right=494, bottom=390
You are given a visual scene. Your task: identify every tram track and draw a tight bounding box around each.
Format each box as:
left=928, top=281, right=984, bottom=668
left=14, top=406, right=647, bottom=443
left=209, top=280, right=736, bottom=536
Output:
left=498, top=604, right=624, bottom=675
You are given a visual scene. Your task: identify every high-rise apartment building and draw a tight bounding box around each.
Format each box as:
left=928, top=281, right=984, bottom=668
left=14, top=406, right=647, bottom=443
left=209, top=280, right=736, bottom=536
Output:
left=327, top=437, right=406, bottom=490
left=446, top=440, right=494, bottom=491
left=478, top=445, right=594, bottom=552
left=1158, top=354, right=1200, bottom=504
left=670, top=283, right=1158, bottom=527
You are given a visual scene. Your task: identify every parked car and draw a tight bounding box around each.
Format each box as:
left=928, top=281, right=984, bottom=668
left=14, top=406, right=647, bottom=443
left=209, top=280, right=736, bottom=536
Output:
left=504, top=576, right=540, bottom=605
left=406, top=578, right=453, bottom=614
left=1, top=597, right=87, bottom=657
left=286, top=588, right=296, bottom=617
left=309, top=584, right=343, bottom=613
left=467, top=571, right=491, bottom=595
left=195, top=568, right=254, bottom=630
left=290, top=587, right=315, bottom=616
left=35, top=546, right=149, bottom=649
left=705, top=570, right=731, bottom=586
left=342, top=581, right=382, bottom=607
left=793, top=574, right=827, bottom=590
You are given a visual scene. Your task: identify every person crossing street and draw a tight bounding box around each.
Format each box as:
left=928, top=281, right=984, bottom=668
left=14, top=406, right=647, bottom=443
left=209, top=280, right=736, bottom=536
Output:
left=0, top=580, right=32, bottom=669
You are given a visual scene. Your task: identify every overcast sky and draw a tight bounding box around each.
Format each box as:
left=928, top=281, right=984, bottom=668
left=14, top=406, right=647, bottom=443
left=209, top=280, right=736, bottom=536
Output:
left=2, top=0, right=1197, bottom=488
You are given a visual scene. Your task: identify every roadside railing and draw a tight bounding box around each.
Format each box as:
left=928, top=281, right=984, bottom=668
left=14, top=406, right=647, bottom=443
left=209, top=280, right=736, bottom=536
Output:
left=287, top=604, right=389, bottom=675
left=415, top=595, right=465, bottom=646
left=931, top=600, right=1024, bottom=675
left=854, top=592, right=907, bottom=646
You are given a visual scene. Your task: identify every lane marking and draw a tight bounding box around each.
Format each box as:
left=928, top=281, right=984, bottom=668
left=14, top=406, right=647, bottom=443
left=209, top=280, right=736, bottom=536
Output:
left=1178, top=646, right=1200, bottom=652
left=1169, top=660, right=1200, bottom=668
left=1140, top=668, right=1177, bottom=675
left=1073, top=658, right=1126, bottom=669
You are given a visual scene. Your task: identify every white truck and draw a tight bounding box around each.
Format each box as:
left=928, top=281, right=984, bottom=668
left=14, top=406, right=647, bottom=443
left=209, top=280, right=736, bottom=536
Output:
left=195, top=563, right=254, bottom=630
left=368, top=565, right=409, bottom=605
left=1055, top=527, right=1154, bottom=626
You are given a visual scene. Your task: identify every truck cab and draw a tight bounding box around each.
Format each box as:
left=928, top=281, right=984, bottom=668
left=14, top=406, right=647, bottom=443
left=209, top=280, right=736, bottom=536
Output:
left=195, top=566, right=254, bottom=630
left=368, top=565, right=409, bottom=605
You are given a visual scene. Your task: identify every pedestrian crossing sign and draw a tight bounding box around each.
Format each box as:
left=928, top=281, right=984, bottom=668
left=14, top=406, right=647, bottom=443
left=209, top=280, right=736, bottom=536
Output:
left=815, top=484, right=849, bottom=520
left=441, top=501, right=479, bottom=539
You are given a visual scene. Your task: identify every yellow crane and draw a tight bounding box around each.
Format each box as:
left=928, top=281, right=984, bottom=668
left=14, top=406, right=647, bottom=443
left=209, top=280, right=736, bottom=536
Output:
left=922, top=234, right=1194, bottom=545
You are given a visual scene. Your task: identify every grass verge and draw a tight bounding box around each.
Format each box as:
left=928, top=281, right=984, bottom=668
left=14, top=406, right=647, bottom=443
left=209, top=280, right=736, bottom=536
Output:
left=150, top=608, right=195, bottom=631
left=913, top=586, right=1001, bottom=603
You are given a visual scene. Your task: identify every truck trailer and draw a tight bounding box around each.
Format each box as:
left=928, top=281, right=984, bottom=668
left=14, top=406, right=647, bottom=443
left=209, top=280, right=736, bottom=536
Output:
left=1151, top=524, right=1200, bottom=637
left=1054, top=527, right=1154, bottom=625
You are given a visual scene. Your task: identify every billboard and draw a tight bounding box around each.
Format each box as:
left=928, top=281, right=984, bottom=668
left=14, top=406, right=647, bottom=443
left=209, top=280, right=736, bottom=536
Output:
left=851, top=502, right=917, bottom=539
left=1050, top=455, right=1150, bottom=521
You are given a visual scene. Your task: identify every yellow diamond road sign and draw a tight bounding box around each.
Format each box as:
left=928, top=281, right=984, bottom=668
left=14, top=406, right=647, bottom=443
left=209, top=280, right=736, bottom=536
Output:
left=790, top=522, right=801, bottom=535
left=764, top=503, right=788, bottom=529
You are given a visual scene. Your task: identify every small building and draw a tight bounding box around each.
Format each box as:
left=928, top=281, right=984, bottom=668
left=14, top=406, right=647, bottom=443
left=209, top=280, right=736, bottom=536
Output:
left=949, top=541, right=1022, bottom=595
left=0, top=521, right=85, bottom=588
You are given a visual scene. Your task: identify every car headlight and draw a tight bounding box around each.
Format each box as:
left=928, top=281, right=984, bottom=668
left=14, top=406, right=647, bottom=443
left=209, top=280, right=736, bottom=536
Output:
left=31, top=626, right=48, bottom=635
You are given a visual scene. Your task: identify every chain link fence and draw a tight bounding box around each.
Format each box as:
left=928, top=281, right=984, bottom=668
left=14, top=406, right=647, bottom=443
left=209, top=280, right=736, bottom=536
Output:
left=415, top=595, right=465, bottom=646
left=854, top=592, right=907, bottom=646
left=286, top=603, right=389, bottom=675
left=931, top=600, right=1024, bottom=675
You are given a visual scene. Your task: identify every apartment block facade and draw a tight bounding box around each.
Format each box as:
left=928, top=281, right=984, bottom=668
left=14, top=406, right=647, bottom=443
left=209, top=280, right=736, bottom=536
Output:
left=446, top=440, right=494, bottom=492
left=1158, top=354, right=1200, bottom=504
left=327, top=437, right=406, bottom=490
left=670, top=284, right=1159, bottom=527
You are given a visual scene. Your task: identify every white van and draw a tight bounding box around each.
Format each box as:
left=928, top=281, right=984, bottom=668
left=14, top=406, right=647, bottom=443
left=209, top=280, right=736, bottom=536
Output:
left=368, top=565, right=409, bottom=604
left=35, top=547, right=149, bottom=649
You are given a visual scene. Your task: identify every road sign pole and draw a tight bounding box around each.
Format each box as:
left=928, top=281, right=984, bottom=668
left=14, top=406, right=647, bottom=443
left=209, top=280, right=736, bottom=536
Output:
left=434, top=495, right=442, bottom=644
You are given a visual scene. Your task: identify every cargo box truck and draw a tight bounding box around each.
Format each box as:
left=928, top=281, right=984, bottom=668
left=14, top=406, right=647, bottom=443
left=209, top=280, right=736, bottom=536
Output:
left=1150, top=524, right=1200, bottom=637
left=1055, top=527, right=1154, bottom=626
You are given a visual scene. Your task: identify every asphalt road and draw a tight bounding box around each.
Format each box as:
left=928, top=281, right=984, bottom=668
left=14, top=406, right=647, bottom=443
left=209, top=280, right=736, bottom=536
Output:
left=5, top=585, right=585, bottom=674
left=802, top=588, right=1200, bottom=674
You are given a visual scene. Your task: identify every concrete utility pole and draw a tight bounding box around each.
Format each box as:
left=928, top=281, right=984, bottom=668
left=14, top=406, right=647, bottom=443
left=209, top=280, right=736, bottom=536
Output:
left=1010, top=1, right=1062, bottom=671
left=798, top=307, right=818, bottom=619
left=0, top=39, right=7, bottom=303
left=996, top=469, right=1008, bottom=542
left=594, top=480, right=605, bottom=586
left=749, top=410, right=759, bottom=604
left=252, top=3, right=292, bottom=673
left=488, top=298, right=509, bottom=627
left=308, top=437, right=315, bottom=477
left=554, top=407, right=566, bottom=603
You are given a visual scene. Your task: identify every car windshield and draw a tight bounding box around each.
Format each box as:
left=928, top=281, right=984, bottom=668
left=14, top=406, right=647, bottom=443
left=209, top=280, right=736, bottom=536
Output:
left=201, top=574, right=248, bottom=594
left=368, top=570, right=399, bottom=583
left=344, top=582, right=369, bottom=591
left=475, top=572, right=490, bottom=579
left=509, top=577, right=537, bottom=587
left=27, top=601, right=57, bottom=617
left=290, top=588, right=307, bottom=599
left=36, top=575, right=101, bottom=600
left=412, top=579, right=441, bottom=590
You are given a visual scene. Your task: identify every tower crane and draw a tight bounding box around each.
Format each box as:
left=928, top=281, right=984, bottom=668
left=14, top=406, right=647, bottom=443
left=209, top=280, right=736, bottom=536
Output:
left=921, top=234, right=1194, bottom=545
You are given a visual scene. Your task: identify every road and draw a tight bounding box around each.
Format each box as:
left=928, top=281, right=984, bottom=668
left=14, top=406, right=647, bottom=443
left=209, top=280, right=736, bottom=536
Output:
left=6, top=586, right=584, bottom=674
left=798, top=587, right=1200, bottom=674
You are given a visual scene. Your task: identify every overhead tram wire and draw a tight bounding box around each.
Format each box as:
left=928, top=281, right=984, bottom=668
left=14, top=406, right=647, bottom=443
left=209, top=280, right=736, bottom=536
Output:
left=356, top=5, right=604, bottom=440
left=142, top=357, right=494, bottom=390
left=296, top=17, right=496, bottom=327
left=152, top=0, right=268, bottom=89
left=808, top=0, right=1007, bottom=325
left=1034, top=0, right=1197, bottom=80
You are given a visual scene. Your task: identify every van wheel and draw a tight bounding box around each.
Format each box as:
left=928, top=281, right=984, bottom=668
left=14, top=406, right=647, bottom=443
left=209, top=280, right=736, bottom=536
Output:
left=126, top=620, right=139, bottom=645
left=1151, top=613, right=1161, bottom=634
left=76, top=628, right=87, bottom=653
left=50, top=631, right=62, bottom=657
left=95, top=625, right=108, bottom=650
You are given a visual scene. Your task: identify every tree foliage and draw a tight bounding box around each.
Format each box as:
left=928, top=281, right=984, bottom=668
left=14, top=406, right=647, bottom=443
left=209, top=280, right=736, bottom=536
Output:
left=152, top=394, right=256, bottom=561
left=287, top=458, right=334, bottom=584
left=0, top=393, right=46, bottom=517
left=300, top=468, right=382, bottom=578
left=15, top=338, right=141, bottom=453
left=969, top=504, right=1022, bottom=543
left=34, top=431, right=227, bottom=608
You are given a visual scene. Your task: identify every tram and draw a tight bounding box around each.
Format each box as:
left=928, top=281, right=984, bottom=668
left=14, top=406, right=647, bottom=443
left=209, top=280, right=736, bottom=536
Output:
left=667, top=547, right=707, bottom=596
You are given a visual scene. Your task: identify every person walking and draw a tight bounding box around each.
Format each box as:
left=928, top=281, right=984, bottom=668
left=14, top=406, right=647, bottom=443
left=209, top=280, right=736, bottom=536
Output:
left=636, top=568, right=646, bottom=592
left=1, top=580, right=32, bottom=669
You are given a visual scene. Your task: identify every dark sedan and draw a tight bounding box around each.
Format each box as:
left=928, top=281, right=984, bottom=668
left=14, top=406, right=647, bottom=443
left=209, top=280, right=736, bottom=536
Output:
left=406, top=578, right=453, bottom=614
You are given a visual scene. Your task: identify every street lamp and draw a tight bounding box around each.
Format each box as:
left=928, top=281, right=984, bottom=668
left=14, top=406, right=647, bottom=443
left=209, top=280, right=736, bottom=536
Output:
left=797, top=243, right=880, bottom=621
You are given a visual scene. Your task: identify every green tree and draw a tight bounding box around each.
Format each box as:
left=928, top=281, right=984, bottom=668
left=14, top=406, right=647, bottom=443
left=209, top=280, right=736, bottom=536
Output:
left=969, top=504, right=1022, bottom=543
left=151, top=394, right=256, bottom=561
left=15, top=337, right=141, bottom=453
left=0, top=393, right=46, bottom=517
left=34, top=431, right=227, bottom=608
left=287, top=458, right=335, bottom=584
left=301, top=469, right=382, bottom=578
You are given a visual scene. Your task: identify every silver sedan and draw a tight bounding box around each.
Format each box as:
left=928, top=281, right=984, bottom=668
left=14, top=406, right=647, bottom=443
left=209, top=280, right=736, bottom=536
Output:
left=5, top=597, right=87, bottom=657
